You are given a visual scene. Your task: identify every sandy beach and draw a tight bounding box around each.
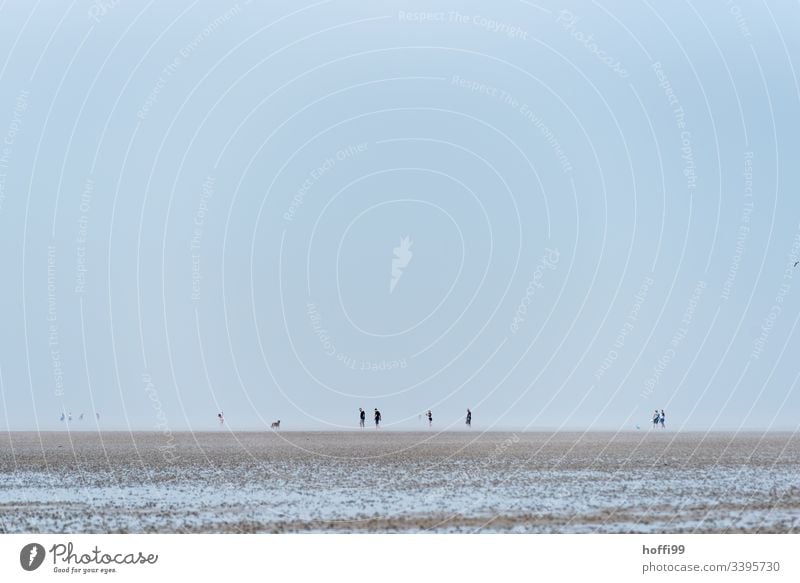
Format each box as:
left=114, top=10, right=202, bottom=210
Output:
left=1, top=431, right=798, bottom=533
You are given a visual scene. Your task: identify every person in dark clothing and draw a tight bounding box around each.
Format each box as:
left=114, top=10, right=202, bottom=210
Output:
left=374, top=408, right=382, bottom=428
left=359, top=408, right=365, bottom=429
left=466, top=408, right=472, bottom=427
left=427, top=410, right=432, bottom=427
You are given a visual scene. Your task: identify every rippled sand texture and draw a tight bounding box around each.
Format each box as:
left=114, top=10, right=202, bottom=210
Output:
left=1, top=431, right=798, bottom=533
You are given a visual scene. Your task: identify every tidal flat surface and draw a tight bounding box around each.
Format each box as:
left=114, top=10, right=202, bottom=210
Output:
left=1, top=431, right=798, bottom=533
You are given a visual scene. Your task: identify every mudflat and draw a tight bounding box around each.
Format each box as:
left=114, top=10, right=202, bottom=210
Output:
left=1, top=431, right=798, bottom=533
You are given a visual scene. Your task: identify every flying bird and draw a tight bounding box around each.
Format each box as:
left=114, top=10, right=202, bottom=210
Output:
left=390, top=236, right=413, bottom=293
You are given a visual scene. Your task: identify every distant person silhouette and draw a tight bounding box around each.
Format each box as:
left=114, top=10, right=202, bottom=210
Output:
left=374, top=408, right=381, bottom=429
left=659, top=409, right=666, bottom=429
left=359, top=407, right=365, bottom=429
left=466, top=408, right=472, bottom=428
left=427, top=410, right=432, bottom=427
left=652, top=410, right=660, bottom=428
left=218, top=411, right=224, bottom=425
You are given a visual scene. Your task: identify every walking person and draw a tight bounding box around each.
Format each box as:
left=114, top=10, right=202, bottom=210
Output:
left=466, top=408, right=472, bottom=428
left=359, top=407, right=365, bottom=429
left=427, top=410, right=432, bottom=427
left=659, top=409, right=666, bottom=429
left=652, top=409, right=660, bottom=428
left=374, top=408, right=381, bottom=429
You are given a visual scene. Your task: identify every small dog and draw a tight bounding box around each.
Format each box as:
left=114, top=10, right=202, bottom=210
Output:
left=270, top=420, right=280, bottom=429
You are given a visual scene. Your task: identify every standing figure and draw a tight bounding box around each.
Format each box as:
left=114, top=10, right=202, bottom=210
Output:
left=659, top=409, right=666, bottom=429
left=652, top=409, right=660, bottom=428
left=59, top=413, right=65, bottom=422
left=218, top=411, right=224, bottom=425
left=466, top=408, right=472, bottom=428
left=427, top=410, right=432, bottom=427
left=374, top=408, right=382, bottom=429
left=359, top=408, right=365, bottom=429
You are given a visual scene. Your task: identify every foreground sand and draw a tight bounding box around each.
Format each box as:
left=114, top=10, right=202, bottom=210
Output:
left=1, top=431, right=798, bottom=533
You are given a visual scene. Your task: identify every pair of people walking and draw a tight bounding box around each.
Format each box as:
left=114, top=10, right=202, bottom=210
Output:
left=359, top=407, right=381, bottom=428
left=652, top=409, right=665, bottom=429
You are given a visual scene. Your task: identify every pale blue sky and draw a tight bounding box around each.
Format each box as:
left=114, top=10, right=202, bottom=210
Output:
left=1, top=0, right=799, bottom=431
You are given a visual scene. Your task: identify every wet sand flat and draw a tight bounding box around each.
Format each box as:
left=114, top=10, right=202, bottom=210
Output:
left=1, top=431, right=798, bottom=533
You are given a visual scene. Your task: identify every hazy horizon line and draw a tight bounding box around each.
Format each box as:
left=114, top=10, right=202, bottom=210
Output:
left=3, top=427, right=798, bottom=434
